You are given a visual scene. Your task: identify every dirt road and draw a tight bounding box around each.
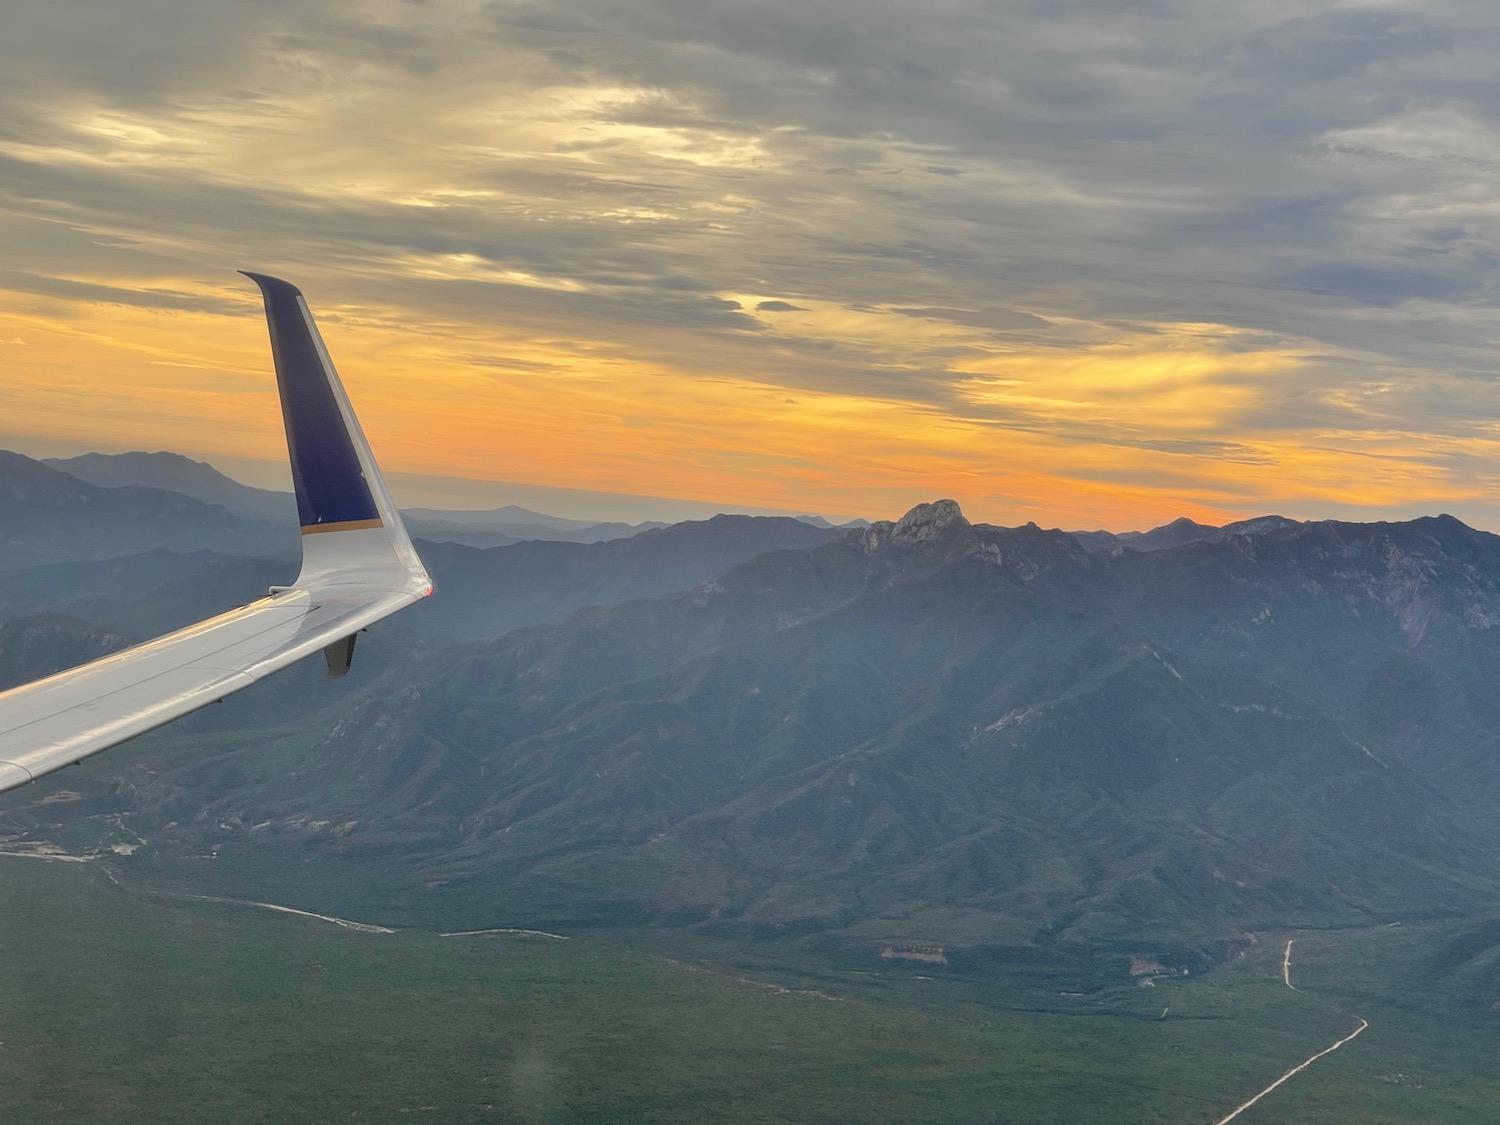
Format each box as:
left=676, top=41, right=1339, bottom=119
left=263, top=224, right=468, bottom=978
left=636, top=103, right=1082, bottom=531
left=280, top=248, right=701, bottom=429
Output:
left=1212, top=1016, right=1369, bottom=1124
left=1211, top=936, right=1369, bottom=1124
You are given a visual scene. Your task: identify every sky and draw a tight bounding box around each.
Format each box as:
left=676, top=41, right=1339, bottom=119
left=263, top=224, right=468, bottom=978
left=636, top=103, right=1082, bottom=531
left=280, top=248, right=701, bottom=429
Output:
left=7, top=1, right=1500, bottom=529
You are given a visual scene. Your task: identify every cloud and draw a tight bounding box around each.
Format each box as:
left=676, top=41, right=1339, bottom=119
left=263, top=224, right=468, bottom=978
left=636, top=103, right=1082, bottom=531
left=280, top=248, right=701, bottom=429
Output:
left=0, top=266, right=246, bottom=317
left=7, top=0, right=1500, bottom=527
left=892, top=306, right=1049, bottom=330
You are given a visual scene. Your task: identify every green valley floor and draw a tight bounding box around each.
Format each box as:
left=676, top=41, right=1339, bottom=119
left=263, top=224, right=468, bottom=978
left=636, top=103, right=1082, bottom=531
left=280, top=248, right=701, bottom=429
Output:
left=2, top=859, right=1499, bottom=1124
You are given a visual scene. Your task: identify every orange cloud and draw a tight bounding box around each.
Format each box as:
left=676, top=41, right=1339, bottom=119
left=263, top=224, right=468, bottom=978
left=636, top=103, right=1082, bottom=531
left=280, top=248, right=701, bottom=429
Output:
left=4, top=281, right=1497, bottom=532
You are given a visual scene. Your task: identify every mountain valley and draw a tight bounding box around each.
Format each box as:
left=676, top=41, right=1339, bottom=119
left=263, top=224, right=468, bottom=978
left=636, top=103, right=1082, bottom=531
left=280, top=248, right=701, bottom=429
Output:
left=10, top=460, right=1500, bottom=1119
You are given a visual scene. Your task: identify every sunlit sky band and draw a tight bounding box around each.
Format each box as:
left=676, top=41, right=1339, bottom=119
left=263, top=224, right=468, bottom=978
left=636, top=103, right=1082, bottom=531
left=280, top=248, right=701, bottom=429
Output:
left=7, top=0, right=1500, bottom=530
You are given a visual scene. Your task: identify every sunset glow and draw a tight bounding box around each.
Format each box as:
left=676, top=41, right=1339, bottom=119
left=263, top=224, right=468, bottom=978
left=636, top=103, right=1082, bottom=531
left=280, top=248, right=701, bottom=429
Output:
left=8, top=1, right=1500, bottom=529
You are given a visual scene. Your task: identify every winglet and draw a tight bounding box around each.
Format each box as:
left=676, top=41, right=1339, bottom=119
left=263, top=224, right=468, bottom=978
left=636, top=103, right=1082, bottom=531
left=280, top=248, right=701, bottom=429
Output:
left=242, top=272, right=431, bottom=598
left=0, top=275, right=433, bottom=796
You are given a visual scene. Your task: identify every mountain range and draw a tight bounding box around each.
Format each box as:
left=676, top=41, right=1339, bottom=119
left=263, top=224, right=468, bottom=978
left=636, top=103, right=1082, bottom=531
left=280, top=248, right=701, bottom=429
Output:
left=0, top=451, right=296, bottom=568
left=39, top=451, right=830, bottom=547
left=9, top=485, right=1500, bottom=992
left=44, top=451, right=297, bottom=524
left=14, top=452, right=1500, bottom=978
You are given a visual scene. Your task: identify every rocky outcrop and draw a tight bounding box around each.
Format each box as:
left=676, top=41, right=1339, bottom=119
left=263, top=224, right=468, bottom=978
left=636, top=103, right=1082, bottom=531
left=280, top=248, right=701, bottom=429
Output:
left=858, top=499, right=971, bottom=552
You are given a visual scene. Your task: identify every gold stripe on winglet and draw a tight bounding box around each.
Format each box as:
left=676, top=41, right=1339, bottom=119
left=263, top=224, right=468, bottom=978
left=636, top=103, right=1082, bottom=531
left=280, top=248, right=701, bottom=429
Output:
left=301, top=518, right=385, bottom=535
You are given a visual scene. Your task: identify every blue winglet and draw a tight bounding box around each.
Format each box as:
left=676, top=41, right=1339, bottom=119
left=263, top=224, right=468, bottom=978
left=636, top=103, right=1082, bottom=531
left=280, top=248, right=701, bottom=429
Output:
left=241, top=272, right=382, bottom=533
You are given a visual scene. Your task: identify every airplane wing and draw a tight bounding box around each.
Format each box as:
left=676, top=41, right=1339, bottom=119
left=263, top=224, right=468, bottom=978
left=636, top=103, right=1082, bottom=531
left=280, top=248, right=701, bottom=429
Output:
left=0, top=273, right=432, bottom=795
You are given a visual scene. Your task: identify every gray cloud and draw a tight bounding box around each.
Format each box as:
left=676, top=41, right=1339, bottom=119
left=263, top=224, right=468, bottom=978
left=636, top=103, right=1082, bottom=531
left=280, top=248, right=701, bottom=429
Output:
left=0, top=268, right=246, bottom=317
left=10, top=0, right=1500, bottom=521
left=892, top=307, right=1050, bottom=330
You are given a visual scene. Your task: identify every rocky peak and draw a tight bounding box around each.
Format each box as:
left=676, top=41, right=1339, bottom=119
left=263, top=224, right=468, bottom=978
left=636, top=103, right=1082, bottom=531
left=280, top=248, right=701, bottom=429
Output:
left=892, top=500, right=969, bottom=544
left=857, top=499, right=973, bottom=553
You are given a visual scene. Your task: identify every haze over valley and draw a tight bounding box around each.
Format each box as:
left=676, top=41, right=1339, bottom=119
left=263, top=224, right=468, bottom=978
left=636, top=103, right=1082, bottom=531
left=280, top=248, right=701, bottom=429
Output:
left=8, top=452, right=1500, bottom=1120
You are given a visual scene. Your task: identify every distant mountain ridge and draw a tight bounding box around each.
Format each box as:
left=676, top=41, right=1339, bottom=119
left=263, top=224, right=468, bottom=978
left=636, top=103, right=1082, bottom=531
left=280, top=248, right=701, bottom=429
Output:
left=27, top=447, right=1321, bottom=557
left=0, top=514, right=846, bottom=647
left=0, top=451, right=296, bottom=568
left=42, top=451, right=735, bottom=546
left=406, top=514, right=843, bottom=639
left=44, top=450, right=297, bottom=524
left=402, top=509, right=670, bottom=546
left=404, top=504, right=642, bottom=532
left=1072, top=513, right=1302, bottom=552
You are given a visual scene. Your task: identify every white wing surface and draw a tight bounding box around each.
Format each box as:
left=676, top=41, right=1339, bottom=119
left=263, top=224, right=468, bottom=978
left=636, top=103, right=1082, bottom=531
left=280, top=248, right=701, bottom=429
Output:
left=0, top=273, right=432, bottom=795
